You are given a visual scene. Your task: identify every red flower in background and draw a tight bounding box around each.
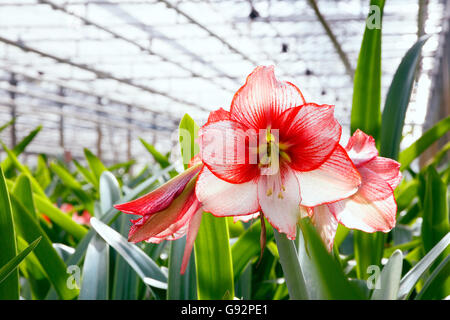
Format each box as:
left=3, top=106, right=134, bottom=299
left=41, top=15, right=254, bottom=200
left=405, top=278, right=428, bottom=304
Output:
left=308, top=129, right=402, bottom=251
left=72, top=210, right=92, bottom=226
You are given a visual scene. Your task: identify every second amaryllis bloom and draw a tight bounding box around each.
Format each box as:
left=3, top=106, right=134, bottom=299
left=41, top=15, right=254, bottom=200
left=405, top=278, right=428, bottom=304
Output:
left=308, top=129, right=402, bottom=251
left=195, top=66, right=362, bottom=240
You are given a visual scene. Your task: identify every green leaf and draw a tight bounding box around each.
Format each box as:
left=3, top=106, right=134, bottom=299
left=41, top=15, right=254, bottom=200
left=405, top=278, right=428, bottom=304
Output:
left=235, top=264, right=252, bottom=300
left=1, top=125, right=42, bottom=174
left=415, top=255, right=450, bottom=300
left=422, top=166, right=450, bottom=253
left=420, top=166, right=450, bottom=298
left=354, top=231, right=385, bottom=280
left=99, top=171, right=121, bottom=216
left=0, top=237, right=41, bottom=285
left=396, top=179, right=419, bottom=213
left=231, top=219, right=274, bottom=282
left=179, top=114, right=199, bottom=170
left=351, top=0, right=385, bottom=139
left=195, top=213, right=234, bottom=300
left=34, top=195, right=88, bottom=241
left=79, top=172, right=118, bottom=300
left=167, top=238, right=197, bottom=300
left=73, top=159, right=97, bottom=188
left=298, top=218, right=363, bottom=299
left=398, top=232, right=450, bottom=299
left=140, top=138, right=178, bottom=178
left=16, top=236, right=50, bottom=299
left=84, top=148, right=107, bottom=187
left=398, top=116, right=450, bottom=170
left=90, top=217, right=167, bottom=290
left=34, top=155, right=51, bottom=190
left=107, top=160, right=135, bottom=172
left=0, top=142, right=46, bottom=197
left=140, top=138, right=171, bottom=168
left=334, top=224, right=350, bottom=250
left=0, top=118, right=14, bottom=133
left=430, top=141, right=450, bottom=168
left=10, top=194, right=79, bottom=299
left=274, top=229, right=308, bottom=300
left=111, top=213, right=139, bottom=300
left=79, top=235, right=109, bottom=300
left=0, top=167, right=19, bottom=299
left=98, top=171, right=137, bottom=301
left=380, top=36, right=430, bottom=160
left=50, top=162, right=94, bottom=212
left=371, top=249, right=403, bottom=300
left=13, top=174, right=37, bottom=219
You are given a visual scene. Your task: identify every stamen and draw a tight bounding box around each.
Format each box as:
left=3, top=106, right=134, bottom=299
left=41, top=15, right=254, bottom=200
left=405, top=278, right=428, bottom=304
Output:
left=280, top=151, right=292, bottom=163
left=266, top=188, right=273, bottom=197
left=281, top=185, right=286, bottom=191
left=278, top=192, right=284, bottom=199
left=279, top=142, right=290, bottom=151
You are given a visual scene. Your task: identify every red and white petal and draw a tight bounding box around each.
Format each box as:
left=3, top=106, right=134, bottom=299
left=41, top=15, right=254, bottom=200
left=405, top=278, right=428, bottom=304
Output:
left=233, top=212, right=260, bottom=223
left=114, top=163, right=202, bottom=216
left=146, top=198, right=201, bottom=243
left=257, top=167, right=301, bottom=240
left=198, top=120, right=259, bottom=184
left=363, top=157, right=402, bottom=190
left=345, top=129, right=378, bottom=167
left=195, top=166, right=259, bottom=217
left=206, top=107, right=231, bottom=124
left=180, top=208, right=203, bottom=274
left=295, top=145, right=361, bottom=207
left=230, top=66, right=305, bottom=129
left=328, top=169, right=397, bottom=233
left=128, top=178, right=198, bottom=243
left=311, top=205, right=338, bottom=252
left=278, top=104, right=342, bottom=172
left=357, top=167, right=396, bottom=201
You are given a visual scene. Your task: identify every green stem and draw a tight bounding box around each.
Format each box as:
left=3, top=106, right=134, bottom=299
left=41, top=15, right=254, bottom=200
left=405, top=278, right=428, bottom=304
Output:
left=273, top=229, right=309, bottom=300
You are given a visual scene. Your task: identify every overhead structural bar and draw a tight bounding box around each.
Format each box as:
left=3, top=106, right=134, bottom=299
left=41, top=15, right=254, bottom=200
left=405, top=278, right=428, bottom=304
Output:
left=307, top=0, right=354, bottom=79
left=95, top=0, right=239, bottom=85
left=157, top=0, right=258, bottom=66
left=38, top=0, right=234, bottom=92
left=0, top=82, right=176, bottom=131
left=0, top=64, right=180, bottom=125
left=0, top=34, right=210, bottom=112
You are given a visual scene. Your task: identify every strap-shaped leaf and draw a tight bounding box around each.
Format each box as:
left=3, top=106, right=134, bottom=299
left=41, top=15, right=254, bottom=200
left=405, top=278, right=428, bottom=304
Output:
left=90, top=217, right=167, bottom=290
left=398, top=232, right=450, bottom=299
left=371, top=250, right=403, bottom=300
left=380, top=36, right=429, bottom=160
left=399, top=116, right=450, bottom=170
left=0, top=237, right=42, bottom=285
left=0, top=168, right=19, bottom=299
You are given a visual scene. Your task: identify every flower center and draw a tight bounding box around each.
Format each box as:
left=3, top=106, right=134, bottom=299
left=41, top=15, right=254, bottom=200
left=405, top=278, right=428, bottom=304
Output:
left=256, top=127, right=291, bottom=175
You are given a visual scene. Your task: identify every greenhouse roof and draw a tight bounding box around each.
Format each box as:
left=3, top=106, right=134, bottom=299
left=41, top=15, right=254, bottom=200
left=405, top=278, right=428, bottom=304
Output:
left=0, top=0, right=447, bottom=164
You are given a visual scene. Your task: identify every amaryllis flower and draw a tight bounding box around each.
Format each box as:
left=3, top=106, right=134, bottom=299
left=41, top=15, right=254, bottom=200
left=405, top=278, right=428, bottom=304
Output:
left=114, top=163, right=203, bottom=274
left=72, top=210, right=92, bottom=226
left=308, top=129, right=402, bottom=251
left=195, top=66, right=362, bottom=240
